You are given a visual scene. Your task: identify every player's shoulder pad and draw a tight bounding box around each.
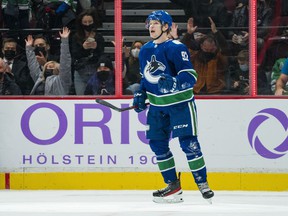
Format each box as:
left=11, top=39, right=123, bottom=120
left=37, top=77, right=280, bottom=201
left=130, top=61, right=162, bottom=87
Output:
left=168, top=40, right=187, bottom=49
left=172, top=40, right=182, bottom=45
left=167, top=40, right=188, bottom=52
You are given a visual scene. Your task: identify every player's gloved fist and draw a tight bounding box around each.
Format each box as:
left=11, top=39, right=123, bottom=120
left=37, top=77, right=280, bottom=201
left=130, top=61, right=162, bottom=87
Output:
left=133, top=90, right=147, bottom=113
left=158, top=74, right=180, bottom=93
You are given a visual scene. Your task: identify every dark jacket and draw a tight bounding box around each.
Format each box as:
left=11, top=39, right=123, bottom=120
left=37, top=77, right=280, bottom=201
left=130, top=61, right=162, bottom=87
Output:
left=0, top=72, right=22, bottom=95
left=11, top=58, right=34, bottom=95
left=170, top=0, right=229, bottom=32
left=257, top=3, right=273, bottom=39
left=182, top=31, right=229, bottom=94
left=124, top=57, right=141, bottom=84
left=228, top=5, right=249, bottom=38
left=71, top=32, right=105, bottom=71
left=84, top=71, right=115, bottom=95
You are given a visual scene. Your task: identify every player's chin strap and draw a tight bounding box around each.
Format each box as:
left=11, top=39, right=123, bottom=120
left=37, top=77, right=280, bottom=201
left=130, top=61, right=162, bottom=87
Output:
left=153, top=31, right=164, bottom=41
left=153, top=26, right=169, bottom=41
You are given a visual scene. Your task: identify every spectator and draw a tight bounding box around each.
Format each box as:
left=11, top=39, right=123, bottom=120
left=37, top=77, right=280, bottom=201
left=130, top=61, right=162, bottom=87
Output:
left=0, top=57, right=22, bottom=95
left=182, top=17, right=229, bottom=94
left=228, top=0, right=249, bottom=55
left=280, top=0, right=288, bottom=16
left=123, top=40, right=144, bottom=94
left=32, top=0, right=76, bottom=29
left=181, top=17, right=207, bottom=51
left=76, top=0, right=102, bottom=14
left=30, top=34, right=59, bottom=68
left=275, top=58, right=288, bottom=96
left=228, top=0, right=273, bottom=55
left=257, top=0, right=273, bottom=50
left=1, top=0, right=30, bottom=40
left=229, top=49, right=271, bottom=95
left=110, top=37, right=134, bottom=95
left=71, top=8, right=105, bottom=95
left=169, top=0, right=229, bottom=34
left=1, top=37, right=34, bottom=95
left=25, top=27, right=71, bottom=95
left=84, top=55, right=114, bottom=95
left=230, top=50, right=249, bottom=95
left=270, top=58, right=287, bottom=93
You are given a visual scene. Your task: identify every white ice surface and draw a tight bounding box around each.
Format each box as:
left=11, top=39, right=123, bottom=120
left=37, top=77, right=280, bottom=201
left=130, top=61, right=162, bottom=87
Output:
left=0, top=190, right=288, bottom=216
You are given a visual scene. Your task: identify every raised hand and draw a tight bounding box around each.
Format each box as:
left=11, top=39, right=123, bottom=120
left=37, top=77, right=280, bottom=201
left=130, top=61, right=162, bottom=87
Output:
left=187, top=17, right=197, bottom=34
left=59, top=27, right=70, bottom=38
left=208, top=17, right=217, bottom=33
left=25, top=35, right=34, bottom=47
left=111, top=37, right=125, bottom=47
left=170, top=22, right=179, bottom=39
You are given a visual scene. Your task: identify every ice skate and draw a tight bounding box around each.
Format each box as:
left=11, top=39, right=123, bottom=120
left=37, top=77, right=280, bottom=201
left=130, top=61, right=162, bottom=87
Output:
left=153, top=177, right=183, bottom=203
left=197, top=182, right=214, bottom=204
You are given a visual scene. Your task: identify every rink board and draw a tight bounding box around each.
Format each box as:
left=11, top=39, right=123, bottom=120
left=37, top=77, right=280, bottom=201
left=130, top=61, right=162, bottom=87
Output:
left=0, top=99, right=287, bottom=190
left=1, top=172, right=288, bottom=191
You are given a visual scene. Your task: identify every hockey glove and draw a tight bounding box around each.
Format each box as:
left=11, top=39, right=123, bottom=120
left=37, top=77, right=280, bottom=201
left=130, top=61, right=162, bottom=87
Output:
left=158, top=74, right=180, bottom=93
left=133, top=90, right=147, bottom=113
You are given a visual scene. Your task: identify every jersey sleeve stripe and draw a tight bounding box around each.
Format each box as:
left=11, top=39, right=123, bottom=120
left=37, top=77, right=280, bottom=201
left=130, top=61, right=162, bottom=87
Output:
left=178, top=69, right=198, bottom=81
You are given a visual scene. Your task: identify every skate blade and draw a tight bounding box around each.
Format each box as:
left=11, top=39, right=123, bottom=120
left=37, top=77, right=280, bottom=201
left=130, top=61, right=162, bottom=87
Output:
left=153, top=192, right=184, bottom=204
left=205, top=198, right=212, bottom=204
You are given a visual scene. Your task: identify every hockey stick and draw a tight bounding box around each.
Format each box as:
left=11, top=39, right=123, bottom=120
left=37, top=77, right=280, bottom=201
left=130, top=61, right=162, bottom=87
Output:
left=95, top=98, right=149, bottom=112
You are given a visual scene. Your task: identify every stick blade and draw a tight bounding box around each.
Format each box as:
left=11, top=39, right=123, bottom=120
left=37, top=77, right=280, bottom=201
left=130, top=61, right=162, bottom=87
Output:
left=95, top=99, right=148, bottom=112
left=95, top=99, right=122, bottom=112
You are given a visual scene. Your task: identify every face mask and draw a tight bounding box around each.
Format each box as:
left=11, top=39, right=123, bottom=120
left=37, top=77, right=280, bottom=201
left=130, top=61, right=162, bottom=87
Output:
left=97, top=70, right=110, bottom=82
left=239, top=64, right=249, bottom=72
left=202, top=51, right=216, bottom=61
left=131, top=48, right=140, bottom=58
left=82, top=24, right=94, bottom=32
left=44, top=69, right=54, bottom=79
left=4, top=50, right=16, bottom=61
left=34, top=46, right=47, bottom=57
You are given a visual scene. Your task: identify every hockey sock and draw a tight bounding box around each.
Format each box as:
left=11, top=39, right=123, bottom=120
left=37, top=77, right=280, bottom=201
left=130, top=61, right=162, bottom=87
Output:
left=149, top=139, right=178, bottom=183
left=179, top=136, right=207, bottom=184
left=156, top=151, right=177, bottom=184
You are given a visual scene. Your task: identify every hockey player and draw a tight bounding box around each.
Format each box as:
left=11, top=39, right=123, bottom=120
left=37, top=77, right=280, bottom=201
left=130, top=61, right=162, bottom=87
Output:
left=133, top=10, right=214, bottom=203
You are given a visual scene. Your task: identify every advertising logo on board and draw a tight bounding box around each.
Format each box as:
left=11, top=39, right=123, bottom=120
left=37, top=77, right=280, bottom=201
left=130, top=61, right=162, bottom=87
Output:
left=248, top=108, right=288, bottom=159
left=20, top=102, right=148, bottom=145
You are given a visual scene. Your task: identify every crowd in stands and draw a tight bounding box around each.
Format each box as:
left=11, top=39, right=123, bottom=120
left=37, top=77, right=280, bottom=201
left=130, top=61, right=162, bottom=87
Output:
left=0, top=0, right=288, bottom=96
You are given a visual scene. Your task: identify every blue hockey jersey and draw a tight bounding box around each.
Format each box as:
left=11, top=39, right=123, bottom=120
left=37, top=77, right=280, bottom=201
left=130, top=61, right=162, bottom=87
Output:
left=139, top=39, right=197, bottom=107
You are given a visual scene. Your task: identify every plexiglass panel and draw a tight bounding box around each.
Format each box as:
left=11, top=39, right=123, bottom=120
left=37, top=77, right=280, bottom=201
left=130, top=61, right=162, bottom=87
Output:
left=1, top=0, right=288, bottom=97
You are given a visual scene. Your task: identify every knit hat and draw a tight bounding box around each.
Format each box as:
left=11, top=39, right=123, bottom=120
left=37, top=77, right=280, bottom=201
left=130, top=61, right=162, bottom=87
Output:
left=96, top=55, right=114, bottom=71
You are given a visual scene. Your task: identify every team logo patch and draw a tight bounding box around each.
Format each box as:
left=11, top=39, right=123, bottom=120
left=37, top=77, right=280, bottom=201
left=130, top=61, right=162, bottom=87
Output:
left=144, top=55, right=166, bottom=84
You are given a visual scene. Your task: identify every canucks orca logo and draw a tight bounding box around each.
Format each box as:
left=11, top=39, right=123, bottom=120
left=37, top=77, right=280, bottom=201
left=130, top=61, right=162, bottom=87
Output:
left=144, top=55, right=166, bottom=84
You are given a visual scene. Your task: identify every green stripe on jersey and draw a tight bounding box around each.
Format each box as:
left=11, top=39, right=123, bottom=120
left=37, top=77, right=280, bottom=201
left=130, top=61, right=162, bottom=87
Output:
left=158, top=157, right=175, bottom=171
left=188, top=156, right=205, bottom=171
left=147, top=88, right=194, bottom=106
